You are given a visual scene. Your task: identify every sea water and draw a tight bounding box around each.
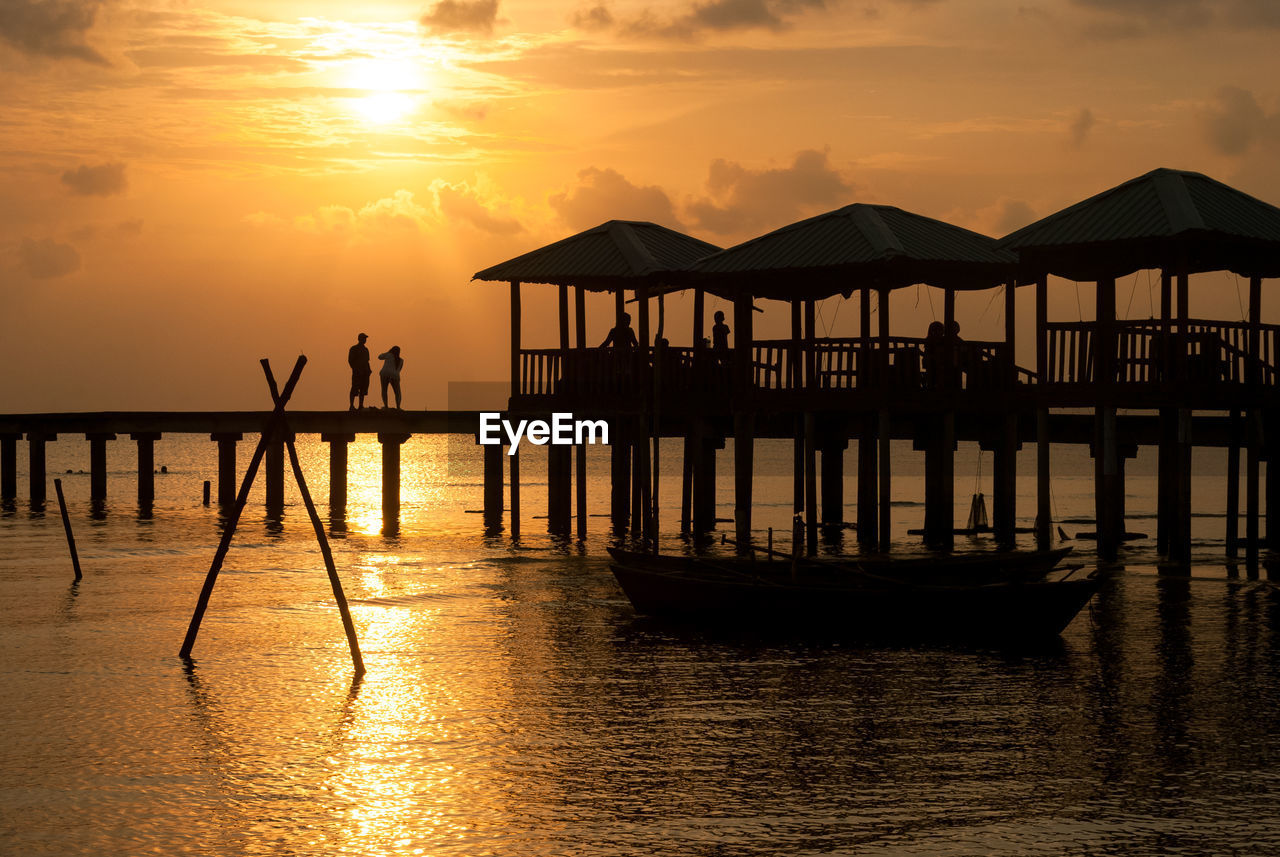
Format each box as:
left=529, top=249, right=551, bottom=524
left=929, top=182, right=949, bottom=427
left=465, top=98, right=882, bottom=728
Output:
left=2, top=434, right=1279, bottom=855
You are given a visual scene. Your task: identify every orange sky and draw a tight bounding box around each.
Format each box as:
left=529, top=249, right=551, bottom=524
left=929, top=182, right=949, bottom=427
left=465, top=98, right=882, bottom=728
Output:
left=3, top=0, right=1279, bottom=411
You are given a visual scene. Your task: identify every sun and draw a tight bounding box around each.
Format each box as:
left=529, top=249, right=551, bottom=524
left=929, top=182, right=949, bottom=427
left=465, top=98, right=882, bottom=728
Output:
left=343, top=57, right=423, bottom=125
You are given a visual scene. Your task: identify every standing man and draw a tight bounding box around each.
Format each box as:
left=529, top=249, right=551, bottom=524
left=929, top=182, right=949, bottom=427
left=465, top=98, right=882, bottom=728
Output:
left=348, top=333, right=372, bottom=410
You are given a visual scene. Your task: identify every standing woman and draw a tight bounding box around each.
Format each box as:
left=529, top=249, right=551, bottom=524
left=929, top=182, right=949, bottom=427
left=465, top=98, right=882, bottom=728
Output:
left=378, top=345, right=403, bottom=409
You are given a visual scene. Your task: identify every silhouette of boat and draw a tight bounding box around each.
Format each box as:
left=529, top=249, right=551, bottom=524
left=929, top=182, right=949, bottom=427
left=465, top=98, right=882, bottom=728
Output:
left=609, top=545, right=1073, bottom=586
left=606, top=547, right=1100, bottom=641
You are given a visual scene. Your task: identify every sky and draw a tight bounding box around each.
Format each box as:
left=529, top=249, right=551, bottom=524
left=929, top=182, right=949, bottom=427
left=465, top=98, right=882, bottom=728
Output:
left=2, top=0, right=1279, bottom=411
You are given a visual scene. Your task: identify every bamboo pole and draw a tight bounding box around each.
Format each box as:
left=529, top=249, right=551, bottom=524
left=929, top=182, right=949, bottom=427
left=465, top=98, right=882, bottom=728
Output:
left=179, top=356, right=306, bottom=660
left=54, top=478, right=82, bottom=581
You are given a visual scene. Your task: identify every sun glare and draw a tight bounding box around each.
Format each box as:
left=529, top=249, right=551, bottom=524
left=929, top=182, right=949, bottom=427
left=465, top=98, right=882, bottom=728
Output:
left=343, top=57, right=425, bottom=125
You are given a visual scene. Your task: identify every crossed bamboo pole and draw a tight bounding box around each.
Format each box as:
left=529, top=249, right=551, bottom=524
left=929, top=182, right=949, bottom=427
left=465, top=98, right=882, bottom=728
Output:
left=179, top=356, right=365, bottom=676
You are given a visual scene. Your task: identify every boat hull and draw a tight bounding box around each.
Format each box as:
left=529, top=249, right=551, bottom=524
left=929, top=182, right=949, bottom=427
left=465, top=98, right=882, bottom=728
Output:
left=608, top=560, right=1100, bottom=642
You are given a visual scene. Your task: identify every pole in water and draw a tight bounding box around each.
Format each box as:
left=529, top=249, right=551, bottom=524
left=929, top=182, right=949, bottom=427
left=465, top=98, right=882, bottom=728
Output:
left=54, top=479, right=83, bottom=581
left=203, top=480, right=211, bottom=506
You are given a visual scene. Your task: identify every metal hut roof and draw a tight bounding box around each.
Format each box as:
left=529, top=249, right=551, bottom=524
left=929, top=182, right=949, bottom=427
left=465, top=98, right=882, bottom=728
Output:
left=998, top=167, right=1280, bottom=281
left=472, top=220, right=722, bottom=291
left=691, top=203, right=1017, bottom=301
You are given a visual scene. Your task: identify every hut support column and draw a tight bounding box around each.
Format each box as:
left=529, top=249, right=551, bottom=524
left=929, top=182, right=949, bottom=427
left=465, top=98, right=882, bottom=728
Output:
left=611, top=423, right=631, bottom=529
left=993, top=416, right=1018, bottom=546
left=87, top=432, right=115, bottom=502
left=877, top=287, right=892, bottom=549
left=857, top=416, right=877, bottom=548
left=1268, top=415, right=1280, bottom=552
left=693, top=426, right=720, bottom=533
left=805, top=412, right=818, bottom=554
left=733, top=294, right=754, bottom=546
left=1247, top=411, right=1261, bottom=562
left=548, top=444, right=572, bottom=535
left=575, top=286, right=588, bottom=541
left=131, top=432, right=161, bottom=508
left=323, top=433, right=354, bottom=518
left=1174, top=410, right=1193, bottom=565
left=821, top=432, right=847, bottom=530
left=923, top=414, right=955, bottom=550
left=510, top=446, right=521, bottom=539
left=1035, top=277, right=1051, bottom=549
left=1157, top=409, right=1175, bottom=554
left=1, top=433, right=18, bottom=500
left=379, top=432, right=409, bottom=530
left=1227, top=411, right=1241, bottom=559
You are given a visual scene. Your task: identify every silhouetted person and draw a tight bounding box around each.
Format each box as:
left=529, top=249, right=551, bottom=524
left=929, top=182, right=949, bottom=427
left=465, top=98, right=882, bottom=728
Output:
left=348, top=333, right=372, bottom=410
left=378, top=345, right=403, bottom=409
left=712, top=310, right=730, bottom=352
left=600, top=313, right=638, bottom=349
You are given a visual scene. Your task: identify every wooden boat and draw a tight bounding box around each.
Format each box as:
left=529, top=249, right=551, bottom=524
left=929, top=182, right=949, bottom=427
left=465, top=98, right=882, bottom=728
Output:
left=609, top=545, right=1074, bottom=586
left=607, top=548, right=1100, bottom=641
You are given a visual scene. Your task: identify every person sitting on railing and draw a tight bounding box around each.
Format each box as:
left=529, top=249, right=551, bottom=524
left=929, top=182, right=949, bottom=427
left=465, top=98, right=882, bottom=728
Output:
left=600, top=313, right=639, bottom=349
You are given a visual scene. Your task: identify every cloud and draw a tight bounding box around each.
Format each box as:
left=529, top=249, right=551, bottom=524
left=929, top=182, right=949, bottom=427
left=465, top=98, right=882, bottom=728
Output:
left=421, top=0, right=500, bottom=35
left=572, top=3, right=614, bottom=30
left=1201, top=86, right=1280, bottom=156
left=685, top=148, right=852, bottom=236
left=970, top=198, right=1038, bottom=237
left=0, top=0, right=109, bottom=64
left=1070, top=0, right=1280, bottom=35
left=1068, top=107, right=1095, bottom=147
left=549, top=167, right=682, bottom=230
left=595, top=0, right=829, bottom=38
left=18, top=238, right=81, bottom=279
left=60, top=161, right=127, bottom=196
left=431, top=180, right=523, bottom=234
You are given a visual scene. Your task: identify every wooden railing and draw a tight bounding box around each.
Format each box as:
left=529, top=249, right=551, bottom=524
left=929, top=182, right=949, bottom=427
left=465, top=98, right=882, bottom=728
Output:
left=1045, top=319, right=1279, bottom=387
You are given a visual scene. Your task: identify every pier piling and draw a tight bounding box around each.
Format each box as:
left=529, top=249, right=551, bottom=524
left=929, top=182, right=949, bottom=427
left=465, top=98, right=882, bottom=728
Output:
left=211, top=433, right=241, bottom=507
left=86, top=432, right=115, bottom=502
left=323, top=433, right=354, bottom=518
left=131, top=432, right=161, bottom=507
left=27, top=432, right=53, bottom=504
left=378, top=432, right=410, bottom=531
left=1, top=433, right=18, bottom=500
left=483, top=439, right=504, bottom=528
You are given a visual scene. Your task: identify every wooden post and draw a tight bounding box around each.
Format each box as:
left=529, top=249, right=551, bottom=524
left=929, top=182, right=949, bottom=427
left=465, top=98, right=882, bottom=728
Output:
left=1157, top=410, right=1174, bottom=554
left=211, top=433, right=241, bottom=507
left=1005, top=282, right=1017, bottom=383
left=939, top=412, right=955, bottom=551
left=510, top=445, right=521, bottom=539
left=547, top=443, right=572, bottom=535
left=694, top=432, right=720, bottom=533
left=805, top=412, right=818, bottom=554
left=1035, top=277, right=1051, bottom=549
left=379, top=433, right=409, bottom=531
left=322, top=433, right=354, bottom=518
left=27, top=432, right=52, bottom=503
left=734, top=294, right=755, bottom=545
left=54, top=478, right=82, bottom=581
left=510, top=281, right=522, bottom=400
left=1170, top=409, right=1193, bottom=565
left=575, top=285, right=588, bottom=541
left=483, top=440, right=504, bottom=529
left=681, top=432, right=694, bottom=535
left=944, top=288, right=955, bottom=333
left=734, top=413, right=754, bottom=546
left=87, top=432, right=115, bottom=503
left=878, top=287, right=891, bottom=550
left=559, top=284, right=570, bottom=352
left=611, top=421, right=630, bottom=529
left=1036, top=409, right=1051, bottom=549
left=131, top=432, right=161, bottom=507
left=1268, top=415, right=1280, bottom=552
left=203, top=481, right=211, bottom=505
left=857, top=416, right=877, bottom=548
left=637, top=285, right=653, bottom=540
left=1095, top=277, right=1119, bottom=561
left=265, top=430, right=286, bottom=515
left=180, top=356, right=306, bottom=659
left=993, top=415, right=1018, bottom=546
left=821, top=431, right=846, bottom=529
left=694, top=288, right=705, bottom=349
left=0, top=433, right=18, bottom=500
left=1247, top=410, right=1261, bottom=562
left=1227, top=410, right=1241, bottom=559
